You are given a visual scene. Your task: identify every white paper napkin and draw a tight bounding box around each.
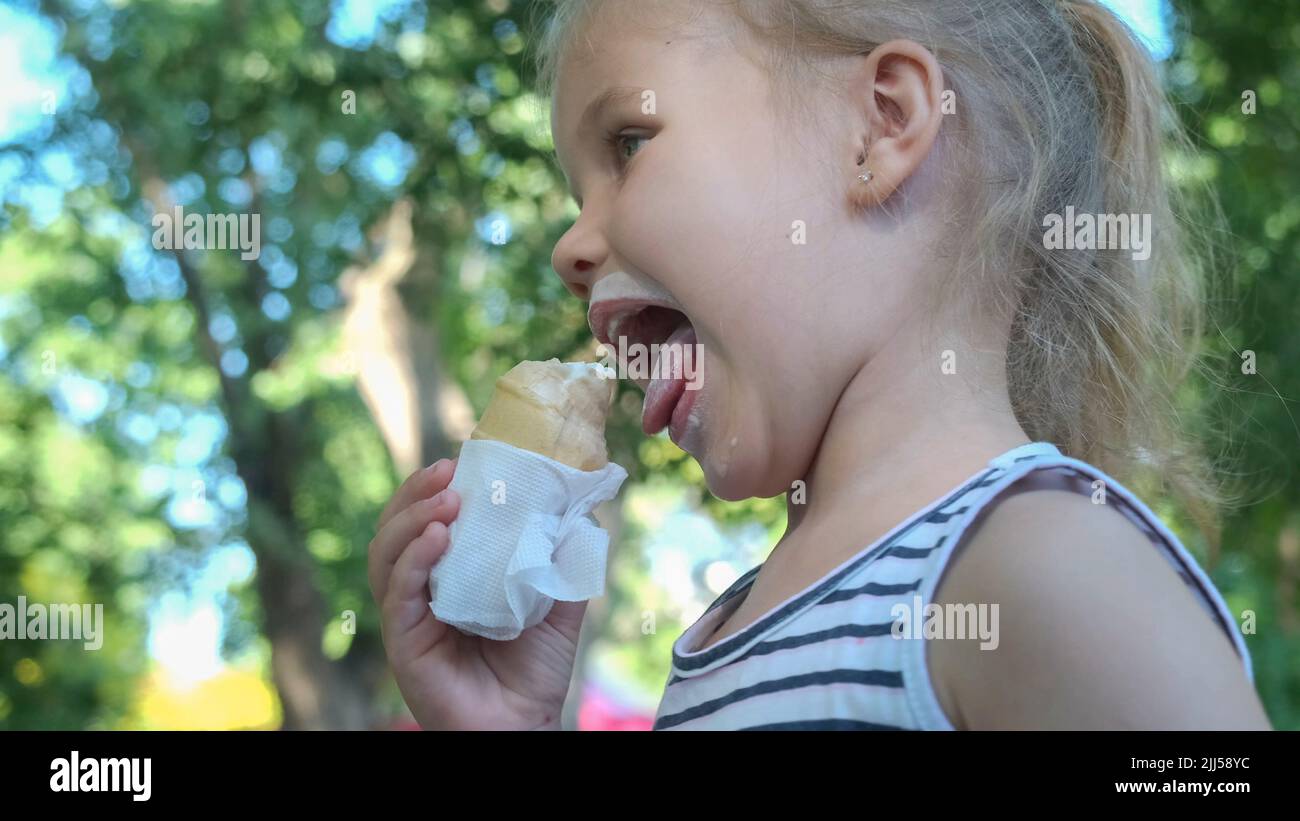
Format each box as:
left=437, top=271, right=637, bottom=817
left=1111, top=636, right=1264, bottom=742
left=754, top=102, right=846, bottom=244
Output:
left=428, top=438, right=629, bottom=641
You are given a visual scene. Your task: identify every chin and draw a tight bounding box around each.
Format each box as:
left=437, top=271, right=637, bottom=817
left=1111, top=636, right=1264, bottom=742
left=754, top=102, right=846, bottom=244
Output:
left=703, top=476, right=749, bottom=502
left=698, top=453, right=774, bottom=502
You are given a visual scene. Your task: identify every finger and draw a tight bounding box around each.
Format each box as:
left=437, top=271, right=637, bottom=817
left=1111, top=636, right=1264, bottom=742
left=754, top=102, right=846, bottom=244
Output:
left=378, top=458, right=458, bottom=531
left=383, top=520, right=453, bottom=663
left=545, top=599, right=590, bottom=644
left=378, top=457, right=457, bottom=531
left=369, top=489, right=462, bottom=606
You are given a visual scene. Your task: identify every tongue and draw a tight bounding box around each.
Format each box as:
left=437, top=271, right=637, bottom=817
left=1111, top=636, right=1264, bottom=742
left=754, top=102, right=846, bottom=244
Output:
left=641, top=320, right=697, bottom=436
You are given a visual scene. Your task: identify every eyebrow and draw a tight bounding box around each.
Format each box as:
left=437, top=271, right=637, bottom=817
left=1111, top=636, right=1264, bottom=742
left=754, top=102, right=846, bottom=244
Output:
left=558, top=85, right=645, bottom=206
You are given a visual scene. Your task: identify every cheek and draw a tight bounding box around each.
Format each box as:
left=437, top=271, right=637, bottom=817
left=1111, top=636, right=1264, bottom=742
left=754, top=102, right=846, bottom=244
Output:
left=610, top=123, right=778, bottom=284
left=604, top=127, right=838, bottom=494
left=611, top=148, right=811, bottom=362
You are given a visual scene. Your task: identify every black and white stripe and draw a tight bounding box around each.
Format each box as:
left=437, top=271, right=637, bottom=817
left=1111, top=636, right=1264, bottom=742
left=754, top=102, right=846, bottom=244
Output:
left=651, top=442, right=1253, bottom=730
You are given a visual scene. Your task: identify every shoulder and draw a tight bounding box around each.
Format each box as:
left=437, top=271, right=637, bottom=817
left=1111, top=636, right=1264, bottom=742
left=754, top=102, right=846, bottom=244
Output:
left=926, top=487, right=1269, bottom=729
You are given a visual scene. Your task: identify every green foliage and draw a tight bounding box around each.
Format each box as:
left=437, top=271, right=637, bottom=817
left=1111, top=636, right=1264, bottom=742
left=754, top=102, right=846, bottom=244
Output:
left=1167, top=0, right=1300, bottom=729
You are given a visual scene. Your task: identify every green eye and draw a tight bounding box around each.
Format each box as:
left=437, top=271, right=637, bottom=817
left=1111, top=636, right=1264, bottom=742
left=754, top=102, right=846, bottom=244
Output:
left=606, top=131, right=647, bottom=166
left=618, top=135, right=646, bottom=160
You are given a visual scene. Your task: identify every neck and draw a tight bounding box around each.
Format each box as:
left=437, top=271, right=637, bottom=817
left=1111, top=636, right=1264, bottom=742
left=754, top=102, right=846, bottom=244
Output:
left=783, top=322, right=1030, bottom=544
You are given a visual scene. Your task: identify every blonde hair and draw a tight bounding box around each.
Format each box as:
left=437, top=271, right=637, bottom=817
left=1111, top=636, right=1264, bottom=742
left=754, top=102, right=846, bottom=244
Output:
left=528, top=0, right=1240, bottom=557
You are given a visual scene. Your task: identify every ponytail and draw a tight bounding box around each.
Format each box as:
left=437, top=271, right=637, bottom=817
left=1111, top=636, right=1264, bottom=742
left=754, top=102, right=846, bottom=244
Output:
left=1047, top=0, right=1232, bottom=557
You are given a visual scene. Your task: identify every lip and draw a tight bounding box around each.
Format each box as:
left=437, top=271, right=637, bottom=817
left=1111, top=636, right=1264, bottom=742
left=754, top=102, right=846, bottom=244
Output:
left=665, top=322, right=703, bottom=450
left=668, top=375, right=703, bottom=450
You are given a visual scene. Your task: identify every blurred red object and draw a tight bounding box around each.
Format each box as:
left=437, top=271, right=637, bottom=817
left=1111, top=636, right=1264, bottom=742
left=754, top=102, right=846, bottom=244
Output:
left=378, top=675, right=656, bottom=731
left=386, top=717, right=422, bottom=730
left=577, top=680, right=655, bottom=731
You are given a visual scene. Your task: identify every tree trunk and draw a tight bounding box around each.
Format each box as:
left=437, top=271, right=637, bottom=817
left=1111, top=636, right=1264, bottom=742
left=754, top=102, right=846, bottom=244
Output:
left=340, top=198, right=474, bottom=476
left=139, top=175, right=410, bottom=728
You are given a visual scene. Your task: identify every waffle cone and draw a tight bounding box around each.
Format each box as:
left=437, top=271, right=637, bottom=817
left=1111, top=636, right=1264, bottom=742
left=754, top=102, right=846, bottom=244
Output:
left=469, top=359, right=618, bottom=471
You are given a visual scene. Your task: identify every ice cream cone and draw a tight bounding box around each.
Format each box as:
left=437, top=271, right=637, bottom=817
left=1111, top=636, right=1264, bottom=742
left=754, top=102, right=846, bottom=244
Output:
left=469, top=359, right=618, bottom=471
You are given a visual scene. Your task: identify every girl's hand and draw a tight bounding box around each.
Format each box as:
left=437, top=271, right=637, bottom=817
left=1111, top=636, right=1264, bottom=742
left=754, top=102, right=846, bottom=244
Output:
left=368, top=458, right=587, bottom=730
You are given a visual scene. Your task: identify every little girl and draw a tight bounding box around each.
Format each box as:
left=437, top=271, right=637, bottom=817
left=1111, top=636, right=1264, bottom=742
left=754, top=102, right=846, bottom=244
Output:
left=368, top=0, right=1272, bottom=729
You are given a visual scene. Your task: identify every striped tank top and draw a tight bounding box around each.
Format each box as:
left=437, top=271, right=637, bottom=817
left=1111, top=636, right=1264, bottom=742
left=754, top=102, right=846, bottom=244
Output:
left=652, top=441, right=1253, bottom=730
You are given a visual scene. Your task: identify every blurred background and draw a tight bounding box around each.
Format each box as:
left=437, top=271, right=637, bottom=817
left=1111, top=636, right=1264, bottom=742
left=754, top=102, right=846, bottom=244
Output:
left=0, top=0, right=1295, bottom=730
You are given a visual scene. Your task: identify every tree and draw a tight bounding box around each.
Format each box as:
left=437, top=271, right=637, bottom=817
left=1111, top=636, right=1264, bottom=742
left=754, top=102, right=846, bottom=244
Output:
left=1, top=0, right=606, bottom=728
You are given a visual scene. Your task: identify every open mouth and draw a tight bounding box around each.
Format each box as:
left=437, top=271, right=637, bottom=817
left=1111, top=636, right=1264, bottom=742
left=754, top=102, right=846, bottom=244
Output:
left=609, top=305, right=689, bottom=363
left=589, top=293, right=707, bottom=445
left=611, top=306, right=698, bottom=439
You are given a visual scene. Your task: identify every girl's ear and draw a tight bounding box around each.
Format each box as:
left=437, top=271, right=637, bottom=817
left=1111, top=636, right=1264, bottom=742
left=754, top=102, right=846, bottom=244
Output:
left=847, top=39, right=945, bottom=208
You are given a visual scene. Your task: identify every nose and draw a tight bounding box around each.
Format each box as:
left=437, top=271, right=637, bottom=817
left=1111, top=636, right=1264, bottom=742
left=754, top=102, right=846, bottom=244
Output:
left=550, top=212, right=608, bottom=301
